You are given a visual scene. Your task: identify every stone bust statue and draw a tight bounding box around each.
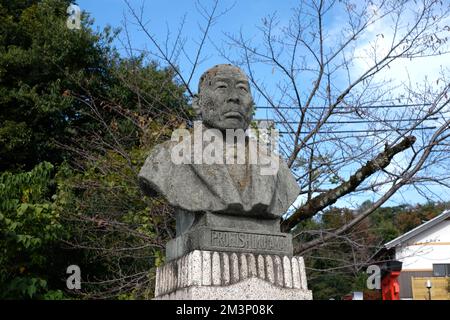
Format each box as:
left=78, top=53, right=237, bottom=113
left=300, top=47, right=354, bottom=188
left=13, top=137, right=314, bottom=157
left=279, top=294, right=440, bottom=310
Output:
left=138, top=64, right=299, bottom=260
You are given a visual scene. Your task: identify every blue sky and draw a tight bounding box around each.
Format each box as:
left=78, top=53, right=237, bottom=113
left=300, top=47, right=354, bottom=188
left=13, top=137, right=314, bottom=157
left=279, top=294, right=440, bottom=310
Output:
left=75, top=0, right=449, bottom=209
left=77, top=0, right=301, bottom=95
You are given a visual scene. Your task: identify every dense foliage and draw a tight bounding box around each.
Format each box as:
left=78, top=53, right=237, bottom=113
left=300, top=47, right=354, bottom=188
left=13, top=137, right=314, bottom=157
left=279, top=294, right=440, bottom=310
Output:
left=0, top=0, right=186, bottom=299
left=0, top=161, right=67, bottom=298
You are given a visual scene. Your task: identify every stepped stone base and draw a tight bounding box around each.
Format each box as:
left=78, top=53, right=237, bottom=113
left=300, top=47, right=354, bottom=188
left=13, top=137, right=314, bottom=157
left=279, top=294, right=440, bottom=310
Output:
left=154, top=250, right=313, bottom=300
left=155, top=277, right=313, bottom=300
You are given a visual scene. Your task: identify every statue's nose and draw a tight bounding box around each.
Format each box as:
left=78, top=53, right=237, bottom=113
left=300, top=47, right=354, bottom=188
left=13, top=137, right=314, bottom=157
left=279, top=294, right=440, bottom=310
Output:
left=227, top=94, right=240, bottom=104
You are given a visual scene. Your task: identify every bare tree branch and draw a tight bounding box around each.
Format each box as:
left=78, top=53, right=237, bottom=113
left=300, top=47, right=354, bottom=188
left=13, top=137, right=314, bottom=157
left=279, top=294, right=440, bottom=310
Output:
left=282, top=135, right=416, bottom=231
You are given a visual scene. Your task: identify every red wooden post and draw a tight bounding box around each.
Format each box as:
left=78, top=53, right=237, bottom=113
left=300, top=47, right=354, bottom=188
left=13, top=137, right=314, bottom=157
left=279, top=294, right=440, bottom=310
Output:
left=381, top=270, right=401, bottom=300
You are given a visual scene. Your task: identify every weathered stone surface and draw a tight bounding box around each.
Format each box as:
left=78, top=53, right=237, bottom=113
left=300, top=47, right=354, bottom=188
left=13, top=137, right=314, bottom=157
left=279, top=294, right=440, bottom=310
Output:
left=185, top=211, right=281, bottom=234
left=283, top=256, right=293, bottom=288
left=138, top=64, right=300, bottom=227
left=155, top=250, right=310, bottom=296
left=165, top=225, right=293, bottom=261
left=154, top=250, right=312, bottom=300
left=138, top=136, right=300, bottom=220
left=138, top=65, right=311, bottom=300
left=155, top=277, right=313, bottom=300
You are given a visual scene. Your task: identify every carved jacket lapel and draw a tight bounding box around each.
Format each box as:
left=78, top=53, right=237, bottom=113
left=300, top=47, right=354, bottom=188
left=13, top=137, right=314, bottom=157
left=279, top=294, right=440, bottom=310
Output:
left=190, top=162, right=243, bottom=207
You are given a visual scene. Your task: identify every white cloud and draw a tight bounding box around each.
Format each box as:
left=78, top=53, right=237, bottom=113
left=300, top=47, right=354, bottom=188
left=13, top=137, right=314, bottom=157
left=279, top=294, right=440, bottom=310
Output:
left=352, top=7, right=450, bottom=88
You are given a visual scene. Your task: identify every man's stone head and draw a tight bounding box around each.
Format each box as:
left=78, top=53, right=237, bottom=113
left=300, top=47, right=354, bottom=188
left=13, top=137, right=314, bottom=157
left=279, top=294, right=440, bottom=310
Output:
left=193, top=64, right=254, bottom=130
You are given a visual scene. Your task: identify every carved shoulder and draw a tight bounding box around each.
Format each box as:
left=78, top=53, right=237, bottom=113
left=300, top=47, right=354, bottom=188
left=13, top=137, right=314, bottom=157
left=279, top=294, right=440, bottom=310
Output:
left=138, top=140, right=176, bottom=197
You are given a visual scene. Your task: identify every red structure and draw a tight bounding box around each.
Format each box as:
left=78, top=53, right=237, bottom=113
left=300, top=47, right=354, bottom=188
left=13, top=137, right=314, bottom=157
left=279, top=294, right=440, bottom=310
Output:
left=381, top=260, right=402, bottom=300
left=381, top=270, right=401, bottom=300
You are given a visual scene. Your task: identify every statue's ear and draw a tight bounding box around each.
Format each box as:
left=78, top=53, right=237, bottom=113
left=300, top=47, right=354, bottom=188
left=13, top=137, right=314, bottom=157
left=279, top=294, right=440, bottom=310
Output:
left=192, top=94, right=201, bottom=116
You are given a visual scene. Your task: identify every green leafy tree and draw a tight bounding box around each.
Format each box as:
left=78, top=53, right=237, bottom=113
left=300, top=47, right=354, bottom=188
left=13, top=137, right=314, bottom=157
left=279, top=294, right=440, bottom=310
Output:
left=0, top=161, right=67, bottom=299
left=0, top=0, right=189, bottom=299
left=0, top=0, right=114, bottom=171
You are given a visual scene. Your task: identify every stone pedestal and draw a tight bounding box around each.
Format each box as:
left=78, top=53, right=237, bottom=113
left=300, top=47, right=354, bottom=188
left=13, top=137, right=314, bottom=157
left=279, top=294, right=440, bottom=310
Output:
left=166, top=212, right=293, bottom=261
left=166, top=226, right=293, bottom=262
left=154, top=250, right=313, bottom=300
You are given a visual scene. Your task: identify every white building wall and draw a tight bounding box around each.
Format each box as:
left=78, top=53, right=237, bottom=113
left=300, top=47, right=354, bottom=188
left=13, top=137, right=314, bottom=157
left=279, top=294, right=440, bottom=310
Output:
left=395, top=220, right=450, bottom=271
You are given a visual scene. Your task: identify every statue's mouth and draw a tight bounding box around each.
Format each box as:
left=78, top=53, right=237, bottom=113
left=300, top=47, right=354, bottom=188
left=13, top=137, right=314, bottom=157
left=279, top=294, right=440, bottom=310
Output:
left=224, top=111, right=243, bottom=120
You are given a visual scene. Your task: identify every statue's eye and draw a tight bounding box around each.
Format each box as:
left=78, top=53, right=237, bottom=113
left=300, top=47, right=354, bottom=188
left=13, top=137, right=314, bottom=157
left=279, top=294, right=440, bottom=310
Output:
left=216, top=83, right=227, bottom=90
left=238, top=86, right=248, bottom=92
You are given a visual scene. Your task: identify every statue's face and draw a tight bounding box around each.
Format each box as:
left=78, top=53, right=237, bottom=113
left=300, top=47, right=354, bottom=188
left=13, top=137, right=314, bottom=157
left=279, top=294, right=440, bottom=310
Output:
left=197, top=67, right=253, bottom=130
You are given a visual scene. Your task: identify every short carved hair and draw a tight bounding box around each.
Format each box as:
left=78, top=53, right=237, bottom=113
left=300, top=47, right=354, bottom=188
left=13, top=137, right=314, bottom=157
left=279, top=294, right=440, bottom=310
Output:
left=198, top=64, right=247, bottom=94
